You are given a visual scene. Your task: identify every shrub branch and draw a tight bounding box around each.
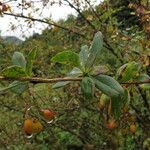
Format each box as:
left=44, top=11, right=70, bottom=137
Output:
left=0, top=76, right=150, bottom=84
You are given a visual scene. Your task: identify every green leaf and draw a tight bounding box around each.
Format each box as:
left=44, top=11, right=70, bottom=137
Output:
left=81, top=77, right=95, bottom=99
left=79, top=45, right=89, bottom=69
left=93, top=75, right=124, bottom=97
left=52, top=67, right=82, bottom=89
left=85, top=31, right=103, bottom=69
left=1, top=66, right=27, bottom=77
left=0, top=81, right=26, bottom=93
left=51, top=51, right=80, bottom=67
left=0, top=84, right=17, bottom=93
left=12, top=52, right=26, bottom=68
left=26, top=49, right=37, bottom=76
left=9, top=81, right=28, bottom=94
left=116, top=61, right=140, bottom=82
left=52, top=81, right=70, bottom=89
left=93, top=74, right=128, bottom=118
left=68, top=67, right=83, bottom=76
left=111, top=89, right=129, bottom=118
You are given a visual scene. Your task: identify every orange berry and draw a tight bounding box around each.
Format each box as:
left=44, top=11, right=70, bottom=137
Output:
left=23, top=119, right=33, bottom=135
left=32, top=119, right=43, bottom=133
left=41, top=109, right=56, bottom=121
left=130, top=124, right=137, bottom=134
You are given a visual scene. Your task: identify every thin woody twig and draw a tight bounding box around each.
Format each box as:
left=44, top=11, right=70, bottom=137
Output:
left=3, top=12, right=86, bottom=38
left=0, top=76, right=82, bottom=83
left=121, top=79, right=150, bottom=85
left=0, top=76, right=150, bottom=84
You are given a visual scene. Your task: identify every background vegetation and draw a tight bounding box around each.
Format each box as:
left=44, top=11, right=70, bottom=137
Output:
left=0, top=0, right=150, bottom=149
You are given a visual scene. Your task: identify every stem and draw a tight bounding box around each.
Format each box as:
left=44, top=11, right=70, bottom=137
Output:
left=0, top=76, right=81, bottom=83
left=0, top=76, right=150, bottom=84
left=3, top=12, right=86, bottom=38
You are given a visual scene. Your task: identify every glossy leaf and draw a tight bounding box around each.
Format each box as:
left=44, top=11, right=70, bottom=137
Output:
left=51, top=51, right=80, bottom=67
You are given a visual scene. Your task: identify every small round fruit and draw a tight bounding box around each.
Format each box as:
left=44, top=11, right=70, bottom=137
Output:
left=106, top=119, right=117, bottom=129
left=41, top=109, right=56, bottom=121
left=130, top=124, right=137, bottom=134
left=23, top=119, right=33, bottom=135
left=32, top=119, right=43, bottom=133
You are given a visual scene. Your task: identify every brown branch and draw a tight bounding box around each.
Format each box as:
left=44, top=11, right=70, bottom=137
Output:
left=3, top=12, right=86, bottom=38
left=0, top=76, right=150, bottom=84
left=121, top=79, right=150, bottom=85
left=0, top=76, right=82, bottom=83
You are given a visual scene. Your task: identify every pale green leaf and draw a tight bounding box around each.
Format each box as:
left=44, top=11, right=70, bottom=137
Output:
left=26, top=49, right=37, bottom=76
left=85, top=31, right=103, bottom=69
left=53, top=67, right=82, bottom=89
left=12, top=52, right=26, bottom=68
left=79, top=45, right=89, bottom=69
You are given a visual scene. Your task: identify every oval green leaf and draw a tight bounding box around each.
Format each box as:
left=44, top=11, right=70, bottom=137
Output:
left=51, top=51, right=80, bottom=67
left=81, top=77, right=95, bottom=99
left=12, top=52, right=26, bottom=68
left=93, top=75, right=124, bottom=97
